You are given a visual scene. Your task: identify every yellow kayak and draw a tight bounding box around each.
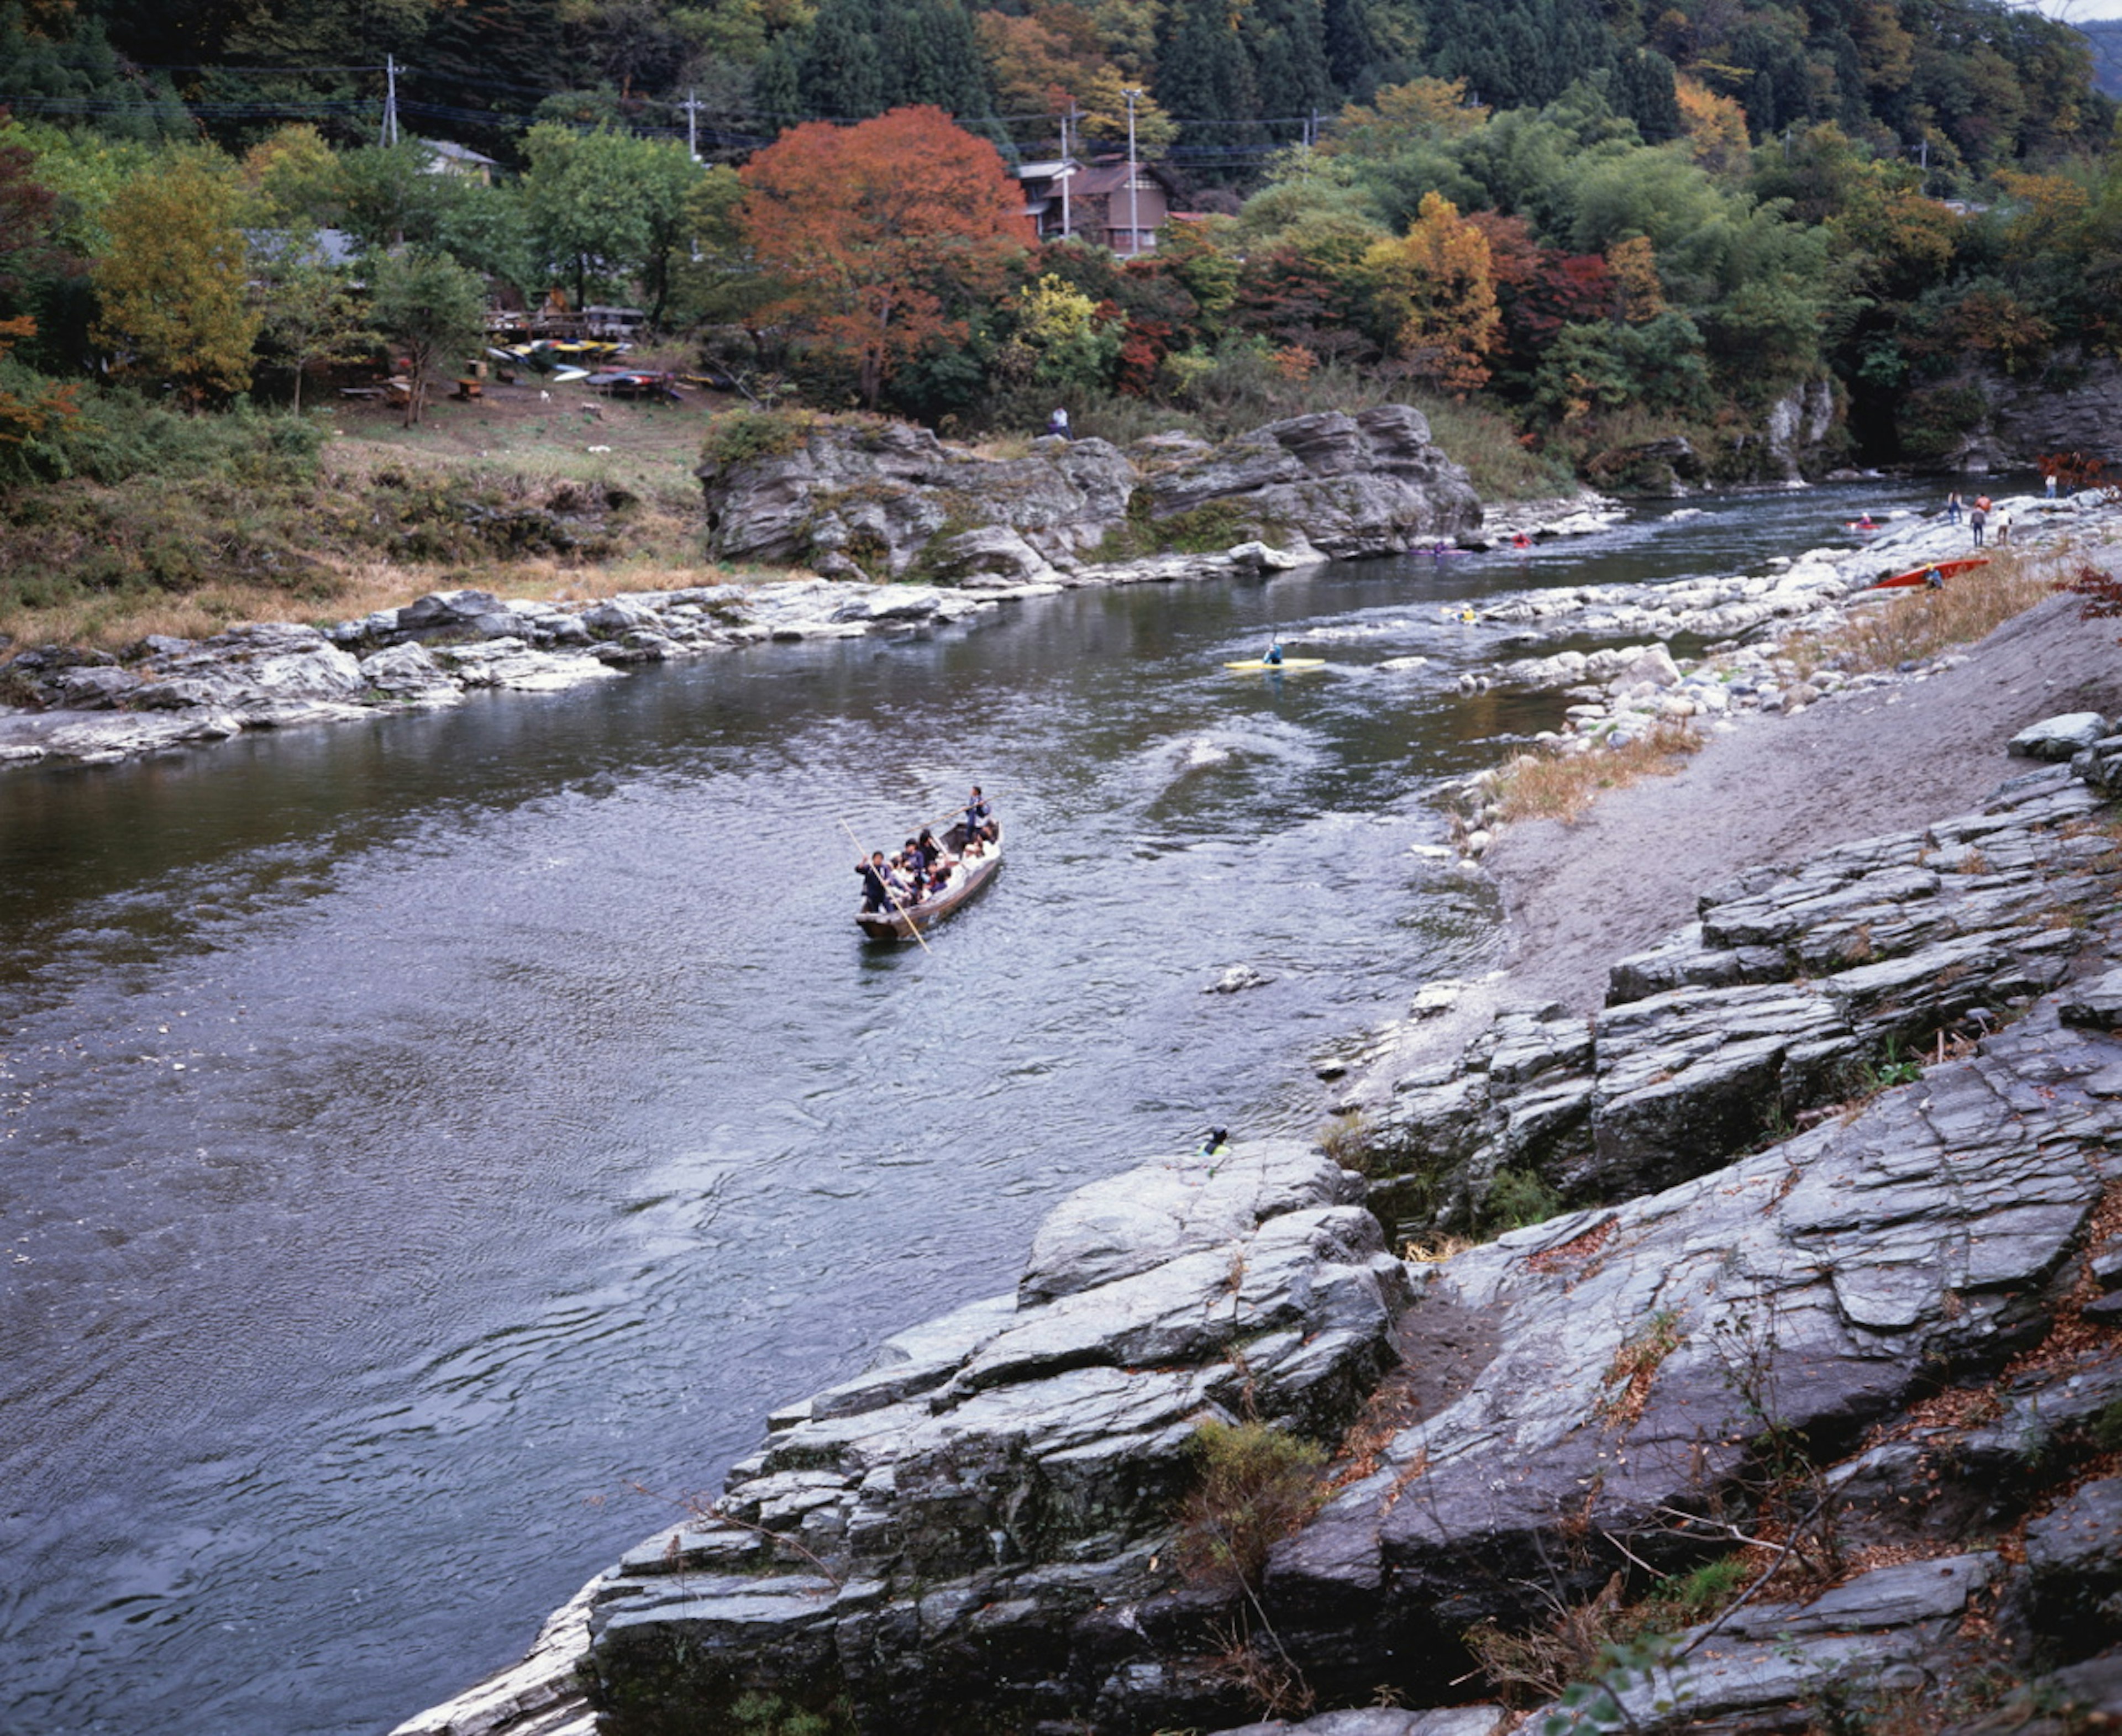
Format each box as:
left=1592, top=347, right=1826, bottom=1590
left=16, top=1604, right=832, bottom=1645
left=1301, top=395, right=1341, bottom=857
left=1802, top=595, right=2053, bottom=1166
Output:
left=1225, top=657, right=1326, bottom=671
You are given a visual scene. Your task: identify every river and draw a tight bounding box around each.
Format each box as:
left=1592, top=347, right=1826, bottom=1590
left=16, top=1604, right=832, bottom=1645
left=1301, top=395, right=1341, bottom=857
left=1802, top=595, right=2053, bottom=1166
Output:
left=0, top=478, right=1950, bottom=1735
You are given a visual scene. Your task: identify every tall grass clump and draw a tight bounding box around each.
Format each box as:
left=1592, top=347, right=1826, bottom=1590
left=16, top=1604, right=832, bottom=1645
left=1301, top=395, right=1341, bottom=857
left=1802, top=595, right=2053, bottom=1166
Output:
left=1785, top=550, right=2057, bottom=675
left=1489, top=721, right=1705, bottom=824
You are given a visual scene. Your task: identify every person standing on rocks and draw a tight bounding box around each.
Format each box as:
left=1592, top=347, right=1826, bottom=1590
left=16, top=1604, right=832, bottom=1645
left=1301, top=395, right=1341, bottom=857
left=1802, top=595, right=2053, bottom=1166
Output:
left=1046, top=407, right=1070, bottom=440
left=1969, top=499, right=1988, bottom=547
left=1945, top=489, right=1962, bottom=525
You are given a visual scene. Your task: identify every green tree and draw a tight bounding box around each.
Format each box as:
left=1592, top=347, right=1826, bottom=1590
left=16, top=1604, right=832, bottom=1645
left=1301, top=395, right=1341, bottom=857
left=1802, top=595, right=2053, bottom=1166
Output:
left=369, top=248, right=486, bottom=428
left=338, top=140, right=455, bottom=251
left=520, top=124, right=704, bottom=320
left=91, top=151, right=260, bottom=403
left=253, top=233, right=371, bottom=412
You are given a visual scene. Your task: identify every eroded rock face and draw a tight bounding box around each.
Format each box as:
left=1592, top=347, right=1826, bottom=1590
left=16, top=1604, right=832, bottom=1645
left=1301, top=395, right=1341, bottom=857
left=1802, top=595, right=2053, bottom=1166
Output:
left=1275, top=985, right=2122, bottom=1708
left=695, top=408, right=1483, bottom=580
left=579, top=1139, right=1409, bottom=1735
left=1370, top=764, right=2116, bottom=1221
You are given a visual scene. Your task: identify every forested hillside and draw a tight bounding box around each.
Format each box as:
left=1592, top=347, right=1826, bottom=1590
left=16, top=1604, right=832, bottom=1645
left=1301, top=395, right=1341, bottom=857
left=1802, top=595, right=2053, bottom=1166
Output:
left=0, top=0, right=2115, bottom=637
left=0, top=0, right=2104, bottom=177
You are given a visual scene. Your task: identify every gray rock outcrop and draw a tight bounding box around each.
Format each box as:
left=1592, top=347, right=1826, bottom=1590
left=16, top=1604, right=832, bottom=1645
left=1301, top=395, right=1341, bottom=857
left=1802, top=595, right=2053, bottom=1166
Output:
left=570, top=1139, right=1409, bottom=1735
left=1370, top=761, right=2115, bottom=1224
left=695, top=407, right=1482, bottom=580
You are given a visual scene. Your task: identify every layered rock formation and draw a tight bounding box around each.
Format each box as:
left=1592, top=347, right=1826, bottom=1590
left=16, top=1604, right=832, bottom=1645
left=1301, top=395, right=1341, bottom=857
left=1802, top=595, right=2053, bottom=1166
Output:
left=694, top=406, right=1484, bottom=582
left=1370, top=759, right=2116, bottom=1223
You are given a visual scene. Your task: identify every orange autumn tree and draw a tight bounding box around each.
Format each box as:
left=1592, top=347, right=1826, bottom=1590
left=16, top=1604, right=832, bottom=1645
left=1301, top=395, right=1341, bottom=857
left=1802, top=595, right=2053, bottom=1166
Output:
left=1362, top=191, right=1501, bottom=397
left=738, top=106, right=1031, bottom=409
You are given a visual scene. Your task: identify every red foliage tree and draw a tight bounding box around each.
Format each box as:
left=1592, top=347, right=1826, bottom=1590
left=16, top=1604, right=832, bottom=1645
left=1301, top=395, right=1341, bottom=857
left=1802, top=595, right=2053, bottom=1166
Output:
left=737, top=107, right=1031, bottom=409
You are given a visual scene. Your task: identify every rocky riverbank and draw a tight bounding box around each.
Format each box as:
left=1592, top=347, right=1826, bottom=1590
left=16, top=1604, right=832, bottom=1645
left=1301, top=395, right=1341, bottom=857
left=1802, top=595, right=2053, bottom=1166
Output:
left=0, top=402, right=1630, bottom=773
left=391, top=485, right=2122, bottom=1735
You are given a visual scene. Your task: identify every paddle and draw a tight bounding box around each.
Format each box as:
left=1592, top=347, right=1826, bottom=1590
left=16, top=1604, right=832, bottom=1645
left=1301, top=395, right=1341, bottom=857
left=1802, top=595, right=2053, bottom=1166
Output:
left=839, top=818, right=934, bottom=954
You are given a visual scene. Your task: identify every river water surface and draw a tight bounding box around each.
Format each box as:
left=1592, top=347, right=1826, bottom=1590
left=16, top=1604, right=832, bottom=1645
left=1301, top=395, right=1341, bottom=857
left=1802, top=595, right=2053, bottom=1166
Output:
left=0, top=480, right=1945, bottom=1735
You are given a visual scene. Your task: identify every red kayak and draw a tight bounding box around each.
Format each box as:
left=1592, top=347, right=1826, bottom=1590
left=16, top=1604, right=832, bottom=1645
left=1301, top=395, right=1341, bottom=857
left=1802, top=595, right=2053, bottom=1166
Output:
left=1872, top=556, right=1990, bottom=590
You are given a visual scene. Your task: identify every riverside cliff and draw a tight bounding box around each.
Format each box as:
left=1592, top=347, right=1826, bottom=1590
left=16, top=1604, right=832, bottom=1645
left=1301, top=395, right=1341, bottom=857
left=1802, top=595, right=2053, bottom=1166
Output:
left=396, top=701, right=2122, bottom=1734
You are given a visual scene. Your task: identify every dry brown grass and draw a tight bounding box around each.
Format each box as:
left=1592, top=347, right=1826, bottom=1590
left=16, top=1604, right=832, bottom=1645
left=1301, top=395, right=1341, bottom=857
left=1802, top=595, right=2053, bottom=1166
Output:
left=0, top=383, right=773, bottom=655
left=1490, top=720, right=1705, bottom=824
left=0, top=551, right=789, bottom=654
left=1783, top=548, right=2060, bottom=677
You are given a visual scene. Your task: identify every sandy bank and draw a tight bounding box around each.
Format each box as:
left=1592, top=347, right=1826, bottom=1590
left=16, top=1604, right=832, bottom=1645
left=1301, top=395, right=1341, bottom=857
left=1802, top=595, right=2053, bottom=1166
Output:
left=1485, top=589, right=2122, bottom=1012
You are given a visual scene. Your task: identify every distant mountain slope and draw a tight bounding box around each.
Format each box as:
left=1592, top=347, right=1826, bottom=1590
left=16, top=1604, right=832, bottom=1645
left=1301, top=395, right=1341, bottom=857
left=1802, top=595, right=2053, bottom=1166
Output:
left=2082, top=19, right=2122, bottom=99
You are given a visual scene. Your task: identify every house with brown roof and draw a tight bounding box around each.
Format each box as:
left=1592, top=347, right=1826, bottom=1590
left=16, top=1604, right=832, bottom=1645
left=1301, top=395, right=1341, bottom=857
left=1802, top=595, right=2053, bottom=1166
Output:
left=1014, top=157, right=1181, bottom=256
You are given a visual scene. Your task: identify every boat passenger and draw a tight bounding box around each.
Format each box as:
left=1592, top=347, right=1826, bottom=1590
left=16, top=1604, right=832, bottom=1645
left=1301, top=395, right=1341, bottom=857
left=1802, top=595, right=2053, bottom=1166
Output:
left=926, top=861, right=952, bottom=895
left=962, top=835, right=986, bottom=860
left=918, top=828, right=946, bottom=869
left=1263, top=641, right=1284, bottom=666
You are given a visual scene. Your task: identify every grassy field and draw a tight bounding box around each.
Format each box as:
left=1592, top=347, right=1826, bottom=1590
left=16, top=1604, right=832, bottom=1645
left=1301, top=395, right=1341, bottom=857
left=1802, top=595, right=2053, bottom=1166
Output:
left=0, top=378, right=764, bottom=653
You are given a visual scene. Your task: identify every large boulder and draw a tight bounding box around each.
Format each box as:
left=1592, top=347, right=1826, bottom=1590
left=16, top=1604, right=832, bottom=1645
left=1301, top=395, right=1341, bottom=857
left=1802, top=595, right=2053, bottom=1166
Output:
left=696, top=408, right=1483, bottom=580
left=577, top=1139, right=1412, bottom=1735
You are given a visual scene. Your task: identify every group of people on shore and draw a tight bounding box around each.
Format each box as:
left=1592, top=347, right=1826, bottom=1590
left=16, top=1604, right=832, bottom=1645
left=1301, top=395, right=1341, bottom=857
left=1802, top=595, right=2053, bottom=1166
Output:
left=1943, top=491, right=2009, bottom=548
left=855, top=787, right=999, bottom=916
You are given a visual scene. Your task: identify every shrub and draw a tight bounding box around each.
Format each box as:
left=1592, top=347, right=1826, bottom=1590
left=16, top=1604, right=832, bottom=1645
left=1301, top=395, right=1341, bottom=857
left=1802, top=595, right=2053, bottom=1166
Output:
left=701, top=408, right=815, bottom=469
left=1174, top=1421, right=1327, bottom=1597
left=1482, top=1166, right=1564, bottom=1234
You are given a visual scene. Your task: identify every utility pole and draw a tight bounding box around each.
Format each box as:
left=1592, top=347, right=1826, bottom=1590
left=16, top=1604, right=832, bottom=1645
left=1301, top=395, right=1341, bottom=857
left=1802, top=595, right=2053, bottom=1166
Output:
left=683, top=90, right=702, bottom=162
left=1059, top=108, right=1081, bottom=240
left=1123, top=88, right=1141, bottom=258
left=381, top=54, right=400, bottom=149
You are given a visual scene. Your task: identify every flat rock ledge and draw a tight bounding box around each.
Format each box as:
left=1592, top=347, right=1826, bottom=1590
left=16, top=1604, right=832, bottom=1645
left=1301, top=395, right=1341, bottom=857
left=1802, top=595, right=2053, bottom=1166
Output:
left=402, top=745, right=2122, bottom=1736
left=0, top=552, right=1245, bottom=771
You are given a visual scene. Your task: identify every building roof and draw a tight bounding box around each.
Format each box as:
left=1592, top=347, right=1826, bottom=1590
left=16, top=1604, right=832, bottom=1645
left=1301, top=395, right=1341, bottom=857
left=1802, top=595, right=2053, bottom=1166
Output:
left=421, top=138, right=500, bottom=171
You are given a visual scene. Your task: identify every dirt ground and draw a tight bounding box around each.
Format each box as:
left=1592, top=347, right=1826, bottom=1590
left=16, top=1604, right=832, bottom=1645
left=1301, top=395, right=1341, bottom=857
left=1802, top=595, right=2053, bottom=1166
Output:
left=322, top=371, right=730, bottom=487
left=1483, top=591, right=2122, bottom=1013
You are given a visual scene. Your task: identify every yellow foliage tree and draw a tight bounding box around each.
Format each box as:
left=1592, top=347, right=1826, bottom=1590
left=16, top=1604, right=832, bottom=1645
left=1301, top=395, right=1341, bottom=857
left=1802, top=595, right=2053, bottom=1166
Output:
left=1328, top=77, right=1489, bottom=157
left=238, top=123, right=346, bottom=228
left=1674, top=77, right=1749, bottom=175
left=1362, top=191, right=1499, bottom=397
left=1078, top=66, right=1178, bottom=154
left=1605, top=235, right=1666, bottom=324
left=92, top=152, right=260, bottom=403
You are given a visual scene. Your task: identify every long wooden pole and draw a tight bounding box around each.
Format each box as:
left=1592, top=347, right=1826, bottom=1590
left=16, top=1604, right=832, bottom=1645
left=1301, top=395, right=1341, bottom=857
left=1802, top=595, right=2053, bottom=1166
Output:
left=841, top=818, right=933, bottom=954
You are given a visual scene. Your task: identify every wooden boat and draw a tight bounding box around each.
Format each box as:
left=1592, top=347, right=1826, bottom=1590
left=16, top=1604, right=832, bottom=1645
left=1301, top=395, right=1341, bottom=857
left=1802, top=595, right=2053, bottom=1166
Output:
left=1871, top=556, right=1989, bottom=590
left=855, top=821, right=1004, bottom=940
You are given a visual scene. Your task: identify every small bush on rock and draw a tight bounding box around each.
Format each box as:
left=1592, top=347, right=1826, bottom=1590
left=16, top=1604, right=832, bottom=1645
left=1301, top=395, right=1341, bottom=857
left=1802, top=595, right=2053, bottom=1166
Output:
left=1174, top=1420, right=1327, bottom=1596
left=1483, top=1166, right=1564, bottom=1235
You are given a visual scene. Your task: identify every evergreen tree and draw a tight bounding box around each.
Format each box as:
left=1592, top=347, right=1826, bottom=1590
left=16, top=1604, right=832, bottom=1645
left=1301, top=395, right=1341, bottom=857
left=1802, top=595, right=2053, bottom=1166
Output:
left=1156, top=0, right=1262, bottom=145
left=1611, top=48, right=1680, bottom=144
left=1248, top=0, right=1335, bottom=126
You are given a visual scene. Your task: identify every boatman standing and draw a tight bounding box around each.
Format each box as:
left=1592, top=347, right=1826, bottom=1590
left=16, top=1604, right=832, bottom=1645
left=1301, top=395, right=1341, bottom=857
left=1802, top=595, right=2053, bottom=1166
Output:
left=964, top=785, right=997, bottom=844
left=856, top=850, right=892, bottom=912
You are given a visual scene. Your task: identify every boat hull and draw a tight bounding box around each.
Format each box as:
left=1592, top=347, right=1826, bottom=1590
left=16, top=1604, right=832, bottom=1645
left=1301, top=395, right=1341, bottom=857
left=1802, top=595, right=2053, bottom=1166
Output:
left=1223, top=657, right=1326, bottom=671
left=1872, top=556, right=1990, bottom=590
